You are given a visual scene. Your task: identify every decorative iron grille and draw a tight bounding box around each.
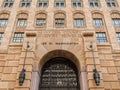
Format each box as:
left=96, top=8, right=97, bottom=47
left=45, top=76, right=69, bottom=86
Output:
left=39, top=57, right=80, bottom=90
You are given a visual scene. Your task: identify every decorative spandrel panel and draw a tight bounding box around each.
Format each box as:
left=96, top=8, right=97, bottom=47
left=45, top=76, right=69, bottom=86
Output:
left=39, top=57, right=80, bottom=90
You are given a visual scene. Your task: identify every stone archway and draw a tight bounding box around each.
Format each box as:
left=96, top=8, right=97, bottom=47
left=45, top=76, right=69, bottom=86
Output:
left=30, top=50, right=88, bottom=90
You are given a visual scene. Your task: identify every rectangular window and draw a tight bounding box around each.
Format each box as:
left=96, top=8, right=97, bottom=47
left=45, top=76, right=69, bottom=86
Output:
left=37, top=0, right=48, bottom=7
left=106, top=0, right=117, bottom=7
left=112, top=18, right=120, bottom=26
left=74, top=18, right=84, bottom=27
left=12, top=32, right=24, bottom=43
left=93, top=18, right=103, bottom=26
left=0, top=19, right=8, bottom=27
left=89, top=0, right=99, bottom=7
left=116, top=32, right=120, bottom=43
left=72, top=0, right=82, bottom=8
left=20, top=0, right=31, bottom=8
left=36, top=18, right=46, bottom=27
left=3, top=0, right=14, bottom=8
left=96, top=32, right=107, bottom=43
left=17, top=19, right=27, bottom=27
left=0, top=32, right=4, bottom=41
left=55, top=0, right=64, bottom=7
left=55, top=18, right=64, bottom=26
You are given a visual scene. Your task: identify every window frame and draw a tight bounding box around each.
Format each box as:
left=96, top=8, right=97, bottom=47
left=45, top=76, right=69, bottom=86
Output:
left=0, top=19, right=8, bottom=27
left=3, top=0, right=14, bottom=8
left=96, top=32, right=107, bottom=43
left=116, top=32, right=120, bottom=44
left=36, top=18, right=46, bottom=27
left=72, top=0, right=82, bottom=8
left=74, top=18, right=84, bottom=27
left=55, top=18, right=65, bottom=27
left=106, top=0, right=118, bottom=7
left=37, top=0, right=49, bottom=8
left=93, top=18, right=103, bottom=27
left=20, top=0, right=31, bottom=8
left=55, top=0, right=65, bottom=8
left=17, top=19, right=27, bottom=27
left=89, top=0, right=99, bottom=8
left=12, top=32, right=24, bottom=43
left=112, top=18, right=120, bottom=27
left=0, top=32, right=4, bottom=42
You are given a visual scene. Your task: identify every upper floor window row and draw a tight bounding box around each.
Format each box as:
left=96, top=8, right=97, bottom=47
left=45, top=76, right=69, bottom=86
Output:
left=1, top=0, right=119, bottom=8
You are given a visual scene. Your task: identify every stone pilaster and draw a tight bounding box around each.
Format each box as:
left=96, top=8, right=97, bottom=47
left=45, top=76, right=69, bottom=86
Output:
left=82, top=31, right=104, bottom=90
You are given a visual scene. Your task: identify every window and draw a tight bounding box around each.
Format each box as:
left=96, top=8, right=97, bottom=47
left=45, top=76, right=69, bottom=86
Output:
left=112, top=18, right=120, bottom=26
left=74, top=18, right=84, bottom=27
left=36, top=18, right=46, bottom=27
left=12, top=32, right=24, bottom=43
left=116, top=32, right=120, bottom=43
left=93, top=18, right=103, bottom=26
left=0, top=19, right=8, bottom=27
left=55, top=18, right=64, bottom=26
left=20, top=0, right=31, bottom=8
left=17, top=19, right=27, bottom=27
left=106, top=0, right=117, bottom=7
left=55, top=0, right=65, bottom=8
left=72, top=0, right=82, bottom=8
left=0, top=32, right=4, bottom=41
left=37, top=0, right=48, bottom=7
left=89, top=0, right=99, bottom=7
left=96, top=32, right=107, bottom=42
left=3, top=0, right=14, bottom=8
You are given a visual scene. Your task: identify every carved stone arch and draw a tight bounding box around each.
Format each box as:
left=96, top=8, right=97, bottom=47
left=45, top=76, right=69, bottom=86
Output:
left=54, top=10, right=66, bottom=18
left=91, top=10, right=103, bottom=18
left=110, top=10, right=120, bottom=18
left=17, top=11, right=29, bottom=19
left=73, top=11, right=85, bottom=18
left=0, top=10, right=10, bottom=19
left=35, top=11, right=47, bottom=19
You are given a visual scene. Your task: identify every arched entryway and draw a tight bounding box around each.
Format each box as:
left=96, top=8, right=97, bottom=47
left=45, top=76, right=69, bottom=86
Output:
left=39, top=57, right=80, bottom=90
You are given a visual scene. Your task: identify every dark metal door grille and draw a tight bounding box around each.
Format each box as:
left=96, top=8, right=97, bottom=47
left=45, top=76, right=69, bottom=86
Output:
left=39, top=57, right=80, bottom=90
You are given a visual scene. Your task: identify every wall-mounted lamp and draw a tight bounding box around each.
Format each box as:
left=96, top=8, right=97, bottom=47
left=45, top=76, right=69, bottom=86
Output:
left=90, top=42, right=100, bottom=86
left=19, top=42, right=30, bottom=86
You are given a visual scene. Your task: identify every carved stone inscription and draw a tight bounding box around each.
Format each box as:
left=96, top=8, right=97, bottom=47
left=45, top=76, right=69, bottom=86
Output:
left=38, top=31, right=82, bottom=45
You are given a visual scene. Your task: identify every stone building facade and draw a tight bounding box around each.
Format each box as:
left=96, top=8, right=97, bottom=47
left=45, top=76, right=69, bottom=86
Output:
left=0, top=0, right=120, bottom=90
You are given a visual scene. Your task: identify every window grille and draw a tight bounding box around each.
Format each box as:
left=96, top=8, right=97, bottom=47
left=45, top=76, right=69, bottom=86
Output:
left=55, top=18, right=64, bottom=26
left=12, top=32, right=24, bottom=43
left=3, top=0, right=14, bottom=8
left=0, top=19, right=8, bottom=27
left=96, top=32, right=107, bottom=43
left=17, top=19, right=27, bottom=27
left=36, top=18, right=46, bottom=27
left=40, top=57, right=80, bottom=90
left=112, top=18, right=120, bottom=26
left=116, top=32, right=120, bottom=43
left=74, top=18, right=84, bottom=27
left=93, top=18, right=103, bottom=26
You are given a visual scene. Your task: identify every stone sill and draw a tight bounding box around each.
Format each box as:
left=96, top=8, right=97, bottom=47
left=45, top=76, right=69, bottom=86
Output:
left=9, top=43, right=23, bottom=47
left=97, top=42, right=111, bottom=47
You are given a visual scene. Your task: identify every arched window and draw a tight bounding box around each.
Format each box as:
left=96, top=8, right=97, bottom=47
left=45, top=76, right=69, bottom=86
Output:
left=92, top=12, right=104, bottom=27
left=35, top=12, right=47, bottom=27
left=39, top=57, right=80, bottom=90
left=16, top=13, right=28, bottom=27
left=54, top=12, right=66, bottom=27
left=111, top=13, right=120, bottom=27
left=0, top=13, right=9, bottom=27
left=73, top=12, right=85, bottom=27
